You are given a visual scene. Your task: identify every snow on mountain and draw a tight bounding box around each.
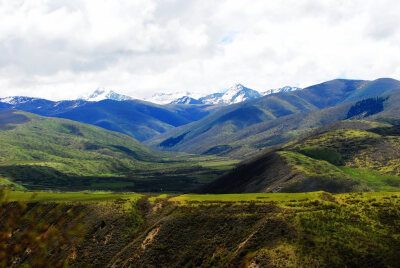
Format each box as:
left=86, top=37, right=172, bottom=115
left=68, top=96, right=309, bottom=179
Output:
left=199, top=84, right=261, bottom=105
left=170, top=96, right=203, bottom=104
left=0, top=96, right=40, bottom=105
left=198, top=93, right=224, bottom=104
left=80, top=88, right=133, bottom=102
left=0, top=84, right=302, bottom=107
left=145, top=91, right=203, bottom=105
left=262, top=86, right=301, bottom=96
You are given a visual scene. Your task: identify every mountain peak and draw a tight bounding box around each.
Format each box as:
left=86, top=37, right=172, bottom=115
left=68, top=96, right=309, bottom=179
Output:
left=221, top=84, right=261, bottom=104
left=80, top=88, right=133, bottom=102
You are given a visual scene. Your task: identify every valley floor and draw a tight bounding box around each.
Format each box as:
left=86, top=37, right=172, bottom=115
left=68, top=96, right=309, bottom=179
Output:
left=1, top=190, right=400, bottom=267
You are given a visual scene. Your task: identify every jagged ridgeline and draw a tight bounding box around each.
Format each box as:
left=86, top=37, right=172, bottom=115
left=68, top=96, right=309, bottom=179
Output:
left=0, top=110, right=235, bottom=192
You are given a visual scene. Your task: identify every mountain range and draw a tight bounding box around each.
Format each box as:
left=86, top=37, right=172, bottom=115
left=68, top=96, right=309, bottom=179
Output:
left=148, top=78, right=400, bottom=158
left=0, top=83, right=299, bottom=142
left=0, top=84, right=300, bottom=108
left=0, top=97, right=219, bottom=141
left=1, top=77, right=400, bottom=194
left=149, top=84, right=300, bottom=105
left=2, top=78, right=400, bottom=268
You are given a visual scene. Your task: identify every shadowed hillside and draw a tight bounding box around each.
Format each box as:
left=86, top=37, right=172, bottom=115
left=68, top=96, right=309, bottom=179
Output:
left=201, top=119, right=400, bottom=193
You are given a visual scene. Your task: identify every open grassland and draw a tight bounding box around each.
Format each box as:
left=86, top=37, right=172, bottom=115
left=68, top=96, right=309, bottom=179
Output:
left=169, top=191, right=322, bottom=203
left=4, top=190, right=142, bottom=202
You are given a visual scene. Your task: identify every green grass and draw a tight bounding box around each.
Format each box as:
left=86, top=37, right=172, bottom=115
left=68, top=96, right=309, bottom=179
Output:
left=298, top=147, right=342, bottom=165
left=278, top=151, right=348, bottom=178
left=340, top=167, right=400, bottom=191
left=4, top=190, right=142, bottom=202
left=0, top=176, right=26, bottom=191
left=170, top=192, right=323, bottom=203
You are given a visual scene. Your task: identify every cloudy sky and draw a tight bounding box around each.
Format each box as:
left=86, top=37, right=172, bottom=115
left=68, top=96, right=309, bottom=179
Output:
left=1, top=0, right=400, bottom=100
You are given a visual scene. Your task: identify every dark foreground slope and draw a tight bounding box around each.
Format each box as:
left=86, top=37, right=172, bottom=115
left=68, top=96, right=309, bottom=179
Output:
left=0, top=110, right=235, bottom=192
left=202, top=120, right=400, bottom=193
left=2, top=191, right=400, bottom=268
left=150, top=78, right=400, bottom=156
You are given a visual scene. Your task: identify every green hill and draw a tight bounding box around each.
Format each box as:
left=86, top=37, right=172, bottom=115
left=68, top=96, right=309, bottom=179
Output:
left=148, top=78, right=400, bottom=156
left=201, top=119, right=400, bottom=193
left=0, top=110, right=236, bottom=192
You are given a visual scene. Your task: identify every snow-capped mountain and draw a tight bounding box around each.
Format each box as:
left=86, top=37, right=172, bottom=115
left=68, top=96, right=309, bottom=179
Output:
left=197, top=93, right=224, bottom=104
left=80, top=88, right=133, bottom=102
left=167, top=84, right=263, bottom=105
left=170, top=96, right=203, bottom=105
left=145, top=91, right=204, bottom=105
left=199, top=84, right=261, bottom=105
left=0, top=96, right=40, bottom=105
left=262, top=86, right=301, bottom=96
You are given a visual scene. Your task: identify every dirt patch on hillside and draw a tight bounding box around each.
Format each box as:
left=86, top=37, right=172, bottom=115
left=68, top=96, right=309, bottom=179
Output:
left=141, top=226, right=161, bottom=250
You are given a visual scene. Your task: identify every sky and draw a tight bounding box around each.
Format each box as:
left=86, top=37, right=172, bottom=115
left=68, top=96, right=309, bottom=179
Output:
left=1, top=0, right=400, bottom=100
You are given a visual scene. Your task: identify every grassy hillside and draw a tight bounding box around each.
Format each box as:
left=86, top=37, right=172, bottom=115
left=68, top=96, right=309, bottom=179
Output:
left=202, top=119, right=400, bottom=193
left=0, top=110, right=236, bottom=192
left=149, top=78, right=400, bottom=156
left=2, top=190, right=400, bottom=267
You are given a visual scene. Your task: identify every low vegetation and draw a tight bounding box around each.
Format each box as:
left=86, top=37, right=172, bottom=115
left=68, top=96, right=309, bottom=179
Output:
left=2, top=190, right=400, bottom=267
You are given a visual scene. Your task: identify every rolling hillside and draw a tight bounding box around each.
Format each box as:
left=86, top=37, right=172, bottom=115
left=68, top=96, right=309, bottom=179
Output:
left=201, top=119, right=400, bottom=193
left=149, top=78, right=400, bottom=157
left=0, top=110, right=235, bottom=192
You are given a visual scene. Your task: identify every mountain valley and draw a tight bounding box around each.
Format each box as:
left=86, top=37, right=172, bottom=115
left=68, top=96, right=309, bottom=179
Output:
left=2, top=78, right=400, bottom=268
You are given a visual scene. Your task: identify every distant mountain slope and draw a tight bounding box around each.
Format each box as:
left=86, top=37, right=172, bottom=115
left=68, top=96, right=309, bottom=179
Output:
left=201, top=119, right=400, bottom=193
left=150, top=78, right=400, bottom=155
left=0, top=110, right=235, bottom=192
left=198, top=92, right=400, bottom=159
left=0, top=98, right=217, bottom=141
left=343, top=78, right=400, bottom=102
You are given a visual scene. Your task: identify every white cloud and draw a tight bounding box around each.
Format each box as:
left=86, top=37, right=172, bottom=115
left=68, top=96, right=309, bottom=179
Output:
left=0, top=0, right=400, bottom=100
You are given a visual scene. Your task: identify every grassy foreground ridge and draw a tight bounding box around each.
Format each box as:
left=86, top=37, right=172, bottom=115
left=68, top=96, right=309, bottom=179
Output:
left=2, top=190, right=400, bottom=267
